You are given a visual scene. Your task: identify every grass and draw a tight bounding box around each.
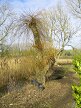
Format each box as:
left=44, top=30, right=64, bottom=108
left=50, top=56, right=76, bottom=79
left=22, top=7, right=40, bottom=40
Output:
left=0, top=55, right=79, bottom=108
left=0, top=68, right=79, bottom=108
left=57, top=59, right=72, bottom=65
left=0, top=57, right=74, bottom=88
left=0, top=46, right=56, bottom=88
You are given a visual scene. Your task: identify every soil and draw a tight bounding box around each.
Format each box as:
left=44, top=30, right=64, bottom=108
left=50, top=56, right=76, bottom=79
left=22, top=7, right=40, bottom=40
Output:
left=0, top=71, right=79, bottom=108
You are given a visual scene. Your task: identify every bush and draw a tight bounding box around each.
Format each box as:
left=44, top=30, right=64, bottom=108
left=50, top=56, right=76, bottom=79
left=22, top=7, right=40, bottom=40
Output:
left=73, top=53, right=81, bottom=75
left=72, top=52, right=81, bottom=108
left=72, top=85, right=81, bottom=108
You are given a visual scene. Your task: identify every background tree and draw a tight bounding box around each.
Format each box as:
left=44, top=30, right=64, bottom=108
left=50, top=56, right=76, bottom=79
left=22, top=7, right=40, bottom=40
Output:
left=46, top=5, right=79, bottom=58
left=0, top=3, right=17, bottom=57
left=65, top=0, right=81, bottom=50
left=65, top=0, right=81, bottom=19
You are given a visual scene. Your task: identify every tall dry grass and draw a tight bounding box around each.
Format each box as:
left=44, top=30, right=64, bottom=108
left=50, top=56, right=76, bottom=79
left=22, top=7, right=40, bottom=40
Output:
left=0, top=46, right=57, bottom=88
left=57, top=59, right=72, bottom=65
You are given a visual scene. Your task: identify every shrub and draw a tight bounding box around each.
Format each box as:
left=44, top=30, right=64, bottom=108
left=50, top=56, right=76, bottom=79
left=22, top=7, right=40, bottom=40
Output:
left=72, top=52, right=81, bottom=108
left=72, top=85, right=81, bottom=108
left=73, top=53, right=81, bottom=75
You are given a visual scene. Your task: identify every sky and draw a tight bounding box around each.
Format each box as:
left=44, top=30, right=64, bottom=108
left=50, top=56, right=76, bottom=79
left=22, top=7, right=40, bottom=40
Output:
left=0, top=0, right=81, bottom=50
left=0, top=0, right=65, bottom=13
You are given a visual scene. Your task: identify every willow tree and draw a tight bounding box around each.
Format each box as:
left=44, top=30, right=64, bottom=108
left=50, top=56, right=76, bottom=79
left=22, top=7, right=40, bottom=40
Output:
left=20, top=13, right=49, bottom=52
left=19, top=12, right=52, bottom=85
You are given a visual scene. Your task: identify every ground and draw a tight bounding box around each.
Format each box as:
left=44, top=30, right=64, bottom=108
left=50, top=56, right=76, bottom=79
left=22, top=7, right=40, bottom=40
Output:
left=0, top=67, right=79, bottom=108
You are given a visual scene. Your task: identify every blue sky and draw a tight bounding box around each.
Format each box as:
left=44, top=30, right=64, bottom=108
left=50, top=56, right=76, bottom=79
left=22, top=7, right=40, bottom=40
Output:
left=0, top=0, right=81, bottom=49
left=0, top=0, right=65, bottom=13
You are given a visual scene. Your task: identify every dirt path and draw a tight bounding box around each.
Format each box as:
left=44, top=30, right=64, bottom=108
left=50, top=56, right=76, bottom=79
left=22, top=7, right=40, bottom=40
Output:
left=0, top=71, right=79, bottom=108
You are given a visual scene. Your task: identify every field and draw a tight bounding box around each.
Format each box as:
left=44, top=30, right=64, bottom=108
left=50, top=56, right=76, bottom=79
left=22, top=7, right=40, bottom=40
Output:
left=0, top=57, right=79, bottom=108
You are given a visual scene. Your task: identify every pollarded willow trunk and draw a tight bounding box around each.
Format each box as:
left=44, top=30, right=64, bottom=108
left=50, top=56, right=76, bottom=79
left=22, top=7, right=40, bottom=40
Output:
left=28, top=17, right=56, bottom=86
left=29, top=17, right=43, bottom=51
left=28, top=17, right=46, bottom=86
left=23, top=15, right=56, bottom=86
